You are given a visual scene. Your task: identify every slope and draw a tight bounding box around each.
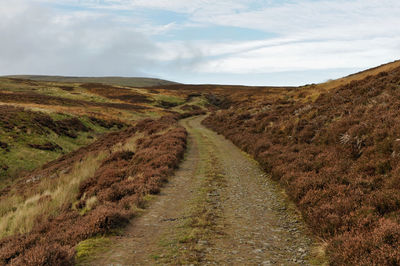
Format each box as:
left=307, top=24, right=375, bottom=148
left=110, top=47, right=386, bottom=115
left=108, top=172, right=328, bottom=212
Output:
left=203, top=61, right=400, bottom=265
left=0, top=76, right=207, bottom=264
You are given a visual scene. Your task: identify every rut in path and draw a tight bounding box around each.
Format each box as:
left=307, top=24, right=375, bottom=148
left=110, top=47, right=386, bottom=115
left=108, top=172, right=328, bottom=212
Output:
left=86, top=116, right=316, bottom=265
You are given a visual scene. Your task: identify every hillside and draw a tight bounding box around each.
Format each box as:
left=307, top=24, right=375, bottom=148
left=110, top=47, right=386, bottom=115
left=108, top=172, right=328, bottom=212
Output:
left=1, top=60, right=400, bottom=265
left=203, top=61, right=400, bottom=265
left=317, top=59, right=400, bottom=91
left=0, top=77, right=207, bottom=264
left=3, top=75, right=176, bottom=88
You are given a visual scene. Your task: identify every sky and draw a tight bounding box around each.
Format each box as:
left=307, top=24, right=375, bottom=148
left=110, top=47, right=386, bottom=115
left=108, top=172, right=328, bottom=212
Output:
left=1, top=0, right=400, bottom=86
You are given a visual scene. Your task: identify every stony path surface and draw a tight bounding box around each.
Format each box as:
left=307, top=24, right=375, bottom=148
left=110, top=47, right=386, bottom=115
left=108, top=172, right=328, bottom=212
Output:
left=88, top=116, right=316, bottom=265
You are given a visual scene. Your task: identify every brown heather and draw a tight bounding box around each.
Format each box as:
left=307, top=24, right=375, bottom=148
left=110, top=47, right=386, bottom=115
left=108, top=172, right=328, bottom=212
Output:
left=203, top=66, right=400, bottom=265
left=0, top=115, right=187, bottom=265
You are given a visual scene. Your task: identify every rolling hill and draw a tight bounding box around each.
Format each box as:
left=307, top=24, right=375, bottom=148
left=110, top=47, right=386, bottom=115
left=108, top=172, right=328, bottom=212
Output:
left=3, top=75, right=176, bottom=88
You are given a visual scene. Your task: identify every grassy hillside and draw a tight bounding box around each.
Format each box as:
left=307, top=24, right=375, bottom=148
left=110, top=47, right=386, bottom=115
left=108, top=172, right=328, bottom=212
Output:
left=0, top=76, right=209, bottom=264
left=3, top=75, right=176, bottom=87
left=203, top=61, right=400, bottom=265
left=0, top=75, right=209, bottom=193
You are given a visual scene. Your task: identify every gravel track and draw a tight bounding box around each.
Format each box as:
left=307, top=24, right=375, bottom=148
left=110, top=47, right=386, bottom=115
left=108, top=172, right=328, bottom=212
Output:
left=87, top=116, right=316, bottom=265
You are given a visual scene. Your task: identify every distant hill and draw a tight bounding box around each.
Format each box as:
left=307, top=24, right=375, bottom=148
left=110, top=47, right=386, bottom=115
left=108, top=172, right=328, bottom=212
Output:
left=3, top=75, right=177, bottom=87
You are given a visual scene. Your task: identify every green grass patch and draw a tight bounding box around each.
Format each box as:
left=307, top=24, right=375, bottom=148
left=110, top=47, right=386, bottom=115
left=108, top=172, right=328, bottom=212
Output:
left=152, top=94, right=185, bottom=107
left=0, top=78, right=114, bottom=104
left=0, top=111, right=123, bottom=190
left=75, top=236, right=113, bottom=265
left=189, top=96, right=209, bottom=107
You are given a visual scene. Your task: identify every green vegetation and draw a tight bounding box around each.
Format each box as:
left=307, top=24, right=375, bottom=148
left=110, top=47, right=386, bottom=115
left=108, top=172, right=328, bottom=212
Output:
left=75, top=236, right=113, bottom=265
left=0, top=151, right=108, bottom=237
left=152, top=94, right=186, bottom=108
left=0, top=110, right=122, bottom=190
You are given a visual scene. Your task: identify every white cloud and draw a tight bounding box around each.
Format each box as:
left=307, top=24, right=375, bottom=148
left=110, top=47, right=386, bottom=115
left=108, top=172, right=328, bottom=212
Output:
left=196, top=37, right=400, bottom=74
left=153, top=0, right=400, bottom=80
left=0, top=0, right=159, bottom=76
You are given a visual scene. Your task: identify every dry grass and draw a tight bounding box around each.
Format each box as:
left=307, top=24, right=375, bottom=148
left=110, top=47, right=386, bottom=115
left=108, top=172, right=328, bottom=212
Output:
left=0, top=130, right=142, bottom=238
left=0, top=152, right=107, bottom=238
left=0, top=116, right=188, bottom=264
left=310, top=240, right=329, bottom=265
left=318, top=60, right=400, bottom=91
left=291, top=60, right=400, bottom=102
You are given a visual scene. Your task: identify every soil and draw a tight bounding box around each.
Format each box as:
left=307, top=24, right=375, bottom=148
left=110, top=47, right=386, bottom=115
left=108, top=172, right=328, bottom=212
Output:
left=84, top=116, right=317, bottom=265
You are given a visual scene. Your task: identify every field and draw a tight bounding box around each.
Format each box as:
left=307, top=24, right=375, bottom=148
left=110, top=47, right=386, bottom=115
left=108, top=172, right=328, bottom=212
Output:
left=1, top=60, right=400, bottom=265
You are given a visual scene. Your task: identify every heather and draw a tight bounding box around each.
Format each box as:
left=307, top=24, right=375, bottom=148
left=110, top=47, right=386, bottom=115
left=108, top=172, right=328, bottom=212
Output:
left=203, top=67, right=400, bottom=265
left=0, top=115, right=187, bottom=265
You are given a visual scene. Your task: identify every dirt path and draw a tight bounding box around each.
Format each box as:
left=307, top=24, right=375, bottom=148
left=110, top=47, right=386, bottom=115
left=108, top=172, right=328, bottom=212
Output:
left=87, top=116, right=317, bottom=265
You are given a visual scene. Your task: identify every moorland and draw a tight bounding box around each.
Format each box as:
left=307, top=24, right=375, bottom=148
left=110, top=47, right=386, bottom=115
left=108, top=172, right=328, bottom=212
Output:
left=1, top=60, right=400, bottom=265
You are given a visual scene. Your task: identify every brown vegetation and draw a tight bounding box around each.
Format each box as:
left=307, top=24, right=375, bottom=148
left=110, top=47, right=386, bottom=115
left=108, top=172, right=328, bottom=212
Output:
left=203, top=65, right=400, bottom=265
left=0, top=91, right=146, bottom=111
left=28, top=142, right=62, bottom=151
left=80, top=83, right=152, bottom=104
left=0, top=115, right=187, bottom=265
left=88, top=116, right=125, bottom=129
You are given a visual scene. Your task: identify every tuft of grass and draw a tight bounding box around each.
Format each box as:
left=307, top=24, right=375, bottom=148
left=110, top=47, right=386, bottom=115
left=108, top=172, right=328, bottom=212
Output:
left=76, top=196, right=98, bottom=216
left=310, top=241, right=329, bottom=265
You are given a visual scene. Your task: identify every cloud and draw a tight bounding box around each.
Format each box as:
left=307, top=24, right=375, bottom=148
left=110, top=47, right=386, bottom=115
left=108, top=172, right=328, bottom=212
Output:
left=0, top=0, right=159, bottom=76
left=152, top=0, right=400, bottom=81
left=195, top=37, right=400, bottom=74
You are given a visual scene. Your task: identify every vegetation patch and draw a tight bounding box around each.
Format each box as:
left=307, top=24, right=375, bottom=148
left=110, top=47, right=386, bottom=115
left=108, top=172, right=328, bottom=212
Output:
left=153, top=94, right=185, bottom=108
left=75, top=236, right=112, bottom=265
left=0, top=115, right=187, bottom=265
left=28, top=142, right=62, bottom=151
left=0, top=105, right=125, bottom=190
